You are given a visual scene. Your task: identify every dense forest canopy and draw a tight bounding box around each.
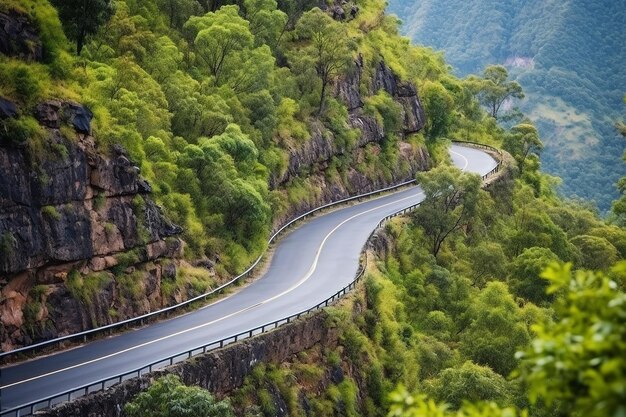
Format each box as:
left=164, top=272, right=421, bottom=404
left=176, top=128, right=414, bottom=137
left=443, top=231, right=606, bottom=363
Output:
left=387, top=0, right=626, bottom=213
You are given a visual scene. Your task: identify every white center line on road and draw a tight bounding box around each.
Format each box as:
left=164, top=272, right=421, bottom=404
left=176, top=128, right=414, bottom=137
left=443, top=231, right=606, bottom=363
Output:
left=1, top=190, right=424, bottom=390
left=450, top=148, right=470, bottom=171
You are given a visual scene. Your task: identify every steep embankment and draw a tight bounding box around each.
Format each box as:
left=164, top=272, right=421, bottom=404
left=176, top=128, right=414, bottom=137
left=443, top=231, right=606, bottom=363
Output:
left=0, top=3, right=431, bottom=352
left=388, top=0, right=626, bottom=211
left=274, top=57, right=429, bottom=225
left=0, top=99, right=186, bottom=351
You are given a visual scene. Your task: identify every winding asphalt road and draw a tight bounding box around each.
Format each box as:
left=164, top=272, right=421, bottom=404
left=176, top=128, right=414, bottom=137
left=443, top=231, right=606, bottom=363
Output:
left=0, top=144, right=497, bottom=413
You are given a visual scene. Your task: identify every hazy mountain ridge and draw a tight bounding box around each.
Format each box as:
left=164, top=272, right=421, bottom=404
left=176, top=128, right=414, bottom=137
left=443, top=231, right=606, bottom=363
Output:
left=389, top=0, right=626, bottom=211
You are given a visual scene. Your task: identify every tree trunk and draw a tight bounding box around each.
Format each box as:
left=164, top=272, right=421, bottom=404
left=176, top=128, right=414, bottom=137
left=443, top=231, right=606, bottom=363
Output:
left=318, top=79, right=327, bottom=115
left=77, top=30, right=85, bottom=55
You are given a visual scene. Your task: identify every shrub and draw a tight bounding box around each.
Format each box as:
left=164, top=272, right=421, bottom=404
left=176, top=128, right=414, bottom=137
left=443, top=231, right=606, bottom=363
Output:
left=125, top=374, right=234, bottom=417
left=66, top=270, right=112, bottom=304
left=0, top=116, right=44, bottom=146
left=41, top=205, right=61, bottom=220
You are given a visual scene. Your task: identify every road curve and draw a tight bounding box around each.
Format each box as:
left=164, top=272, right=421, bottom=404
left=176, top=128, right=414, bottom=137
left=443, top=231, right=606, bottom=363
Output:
left=0, top=144, right=497, bottom=412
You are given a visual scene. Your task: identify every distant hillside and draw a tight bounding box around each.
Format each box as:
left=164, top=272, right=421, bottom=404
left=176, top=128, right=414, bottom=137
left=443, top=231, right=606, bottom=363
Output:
left=388, top=0, right=626, bottom=212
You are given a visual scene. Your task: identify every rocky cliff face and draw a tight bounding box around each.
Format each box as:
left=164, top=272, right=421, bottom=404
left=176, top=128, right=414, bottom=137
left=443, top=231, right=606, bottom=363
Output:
left=0, top=11, right=43, bottom=61
left=0, top=99, right=185, bottom=351
left=273, top=55, right=430, bottom=226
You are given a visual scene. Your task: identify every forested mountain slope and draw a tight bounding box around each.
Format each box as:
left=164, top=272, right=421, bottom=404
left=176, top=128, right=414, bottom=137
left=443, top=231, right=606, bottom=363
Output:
left=388, top=0, right=626, bottom=212
left=0, top=0, right=455, bottom=351
left=1, top=0, right=624, bottom=415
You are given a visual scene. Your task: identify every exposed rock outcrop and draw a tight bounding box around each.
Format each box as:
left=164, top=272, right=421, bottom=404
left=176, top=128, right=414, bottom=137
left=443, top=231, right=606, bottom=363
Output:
left=372, top=61, right=427, bottom=134
left=35, top=100, right=94, bottom=134
left=0, top=97, right=18, bottom=119
left=0, top=11, right=43, bottom=61
left=273, top=56, right=430, bottom=226
left=277, top=56, right=428, bottom=186
left=0, top=99, right=183, bottom=351
left=335, top=55, right=364, bottom=111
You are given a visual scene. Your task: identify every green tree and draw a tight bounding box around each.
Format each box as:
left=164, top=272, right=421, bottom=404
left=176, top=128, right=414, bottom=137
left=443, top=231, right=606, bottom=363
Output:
left=51, top=0, right=114, bottom=55
left=468, top=242, right=508, bottom=287
left=388, top=386, right=521, bottom=417
left=125, top=374, right=234, bottom=417
left=455, top=82, right=483, bottom=141
left=178, top=125, right=270, bottom=249
left=427, top=361, right=512, bottom=409
left=508, top=246, right=559, bottom=304
left=221, top=45, right=275, bottom=95
left=163, top=71, right=232, bottom=140
left=611, top=96, right=626, bottom=225
left=87, top=1, right=155, bottom=62
left=516, top=262, right=626, bottom=417
left=506, top=192, right=576, bottom=261
left=157, top=0, right=202, bottom=29
left=184, top=6, right=254, bottom=85
left=468, top=65, right=524, bottom=120
left=292, top=8, right=352, bottom=115
left=243, top=0, right=287, bottom=48
left=420, top=81, right=455, bottom=139
left=143, top=36, right=183, bottom=83
left=216, top=178, right=270, bottom=246
left=413, top=165, right=482, bottom=257
left=570, top=235, right=618, bottom=270
left=460, top=282, right=530, bottom=376
left=503, top=121, right=543, bottom=174
left=589, top=226, right=626, bottom=258
left=611, top=175, right=626, bottom=226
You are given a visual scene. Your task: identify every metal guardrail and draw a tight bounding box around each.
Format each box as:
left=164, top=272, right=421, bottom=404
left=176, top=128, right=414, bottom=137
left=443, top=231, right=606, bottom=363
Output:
left=0, top=201, right=423, bottom=417
left=0, top=179, right=419, bottom=361
left=451, top=140, right=503, bottom=181
left=0, top=142, right=505, bottom=417
left=451, top=139, right=502, bottom=155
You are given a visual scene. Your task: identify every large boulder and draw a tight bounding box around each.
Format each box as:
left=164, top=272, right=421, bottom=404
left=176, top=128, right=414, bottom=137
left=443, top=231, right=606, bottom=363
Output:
left=35, top=100, right=93, bottom=134
left=0, top=97, right=18, bottom=119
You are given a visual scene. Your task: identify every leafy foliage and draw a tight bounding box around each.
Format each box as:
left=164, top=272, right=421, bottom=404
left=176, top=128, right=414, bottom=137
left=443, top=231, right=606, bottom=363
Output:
left=426, top=361, right=512, bottom=408
left=516, top=262, right=626, bottom=417
left=468, top=65, right=524, bottom=120
left=413, top=165, right=481, bottom=257
left=388, top=387, right=524, bottom=417
left=502, top=121, right=543, bottom=175
left=125, top=374, right=234, bottom=417
left=51, top=0, right=113, bottom=54
left=290, top=7, right=353, bottom=114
